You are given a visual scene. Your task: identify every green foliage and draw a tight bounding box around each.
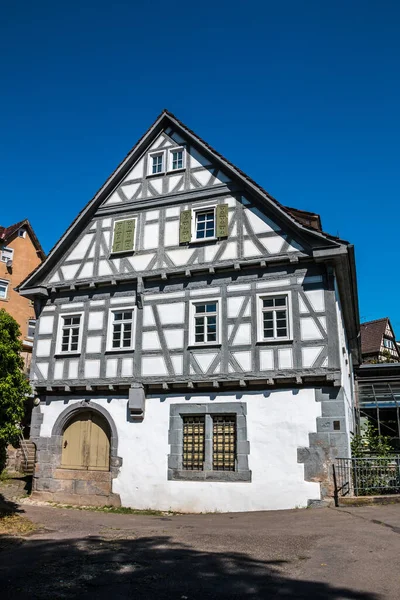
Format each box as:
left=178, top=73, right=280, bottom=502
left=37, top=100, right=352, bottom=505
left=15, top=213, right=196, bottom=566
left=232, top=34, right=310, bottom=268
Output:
left=0, top=309, right=31, bottom=466
left=351, top=421, right=397, bottom=495
left=351, top=421, right=392, bottom=458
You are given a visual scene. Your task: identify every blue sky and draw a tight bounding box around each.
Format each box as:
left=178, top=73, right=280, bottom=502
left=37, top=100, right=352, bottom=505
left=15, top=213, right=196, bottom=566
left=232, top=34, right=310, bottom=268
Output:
left=1, top=1, right=399, bottom=330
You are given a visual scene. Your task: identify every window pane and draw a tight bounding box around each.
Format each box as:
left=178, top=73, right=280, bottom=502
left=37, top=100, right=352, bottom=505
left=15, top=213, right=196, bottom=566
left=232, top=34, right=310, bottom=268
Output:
left=213, top=416, right=236, bottom=471
left=206, top=303, right=217, bottom=313
left=263, top=298, right=273, bottom=308
left=196, top=305, right=206, bottom=313
left=114, top=313, right=123, bottom=321
left=275, top=297, right=286, bottom=307
left=182, top=416, right=205, bottom=470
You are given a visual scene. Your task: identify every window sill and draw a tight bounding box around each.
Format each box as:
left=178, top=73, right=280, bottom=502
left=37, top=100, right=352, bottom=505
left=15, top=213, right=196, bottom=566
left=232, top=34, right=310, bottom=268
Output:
left=167, top=167, right=185, bottom=174
left=146, top=172, right=165, bottom=178
left=189, top=236, right=218, bottom=245
left=188, top=343, right=222, bottom=349
left=109, top=250, right=135, bottom=257
left=54, top=352, right=81, bottom=358
left=256, top=339, right=293, bottom=345
left=105, top=348, right=135, bottom=354
left=0, top=298, right=9, bottom=302
left=168, top=469, right=252, bottom=482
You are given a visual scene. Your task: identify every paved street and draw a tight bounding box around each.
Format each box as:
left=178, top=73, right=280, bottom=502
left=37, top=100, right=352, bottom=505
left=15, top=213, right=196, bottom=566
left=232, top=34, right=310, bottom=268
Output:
left=1, top=501, right=400, bottom=599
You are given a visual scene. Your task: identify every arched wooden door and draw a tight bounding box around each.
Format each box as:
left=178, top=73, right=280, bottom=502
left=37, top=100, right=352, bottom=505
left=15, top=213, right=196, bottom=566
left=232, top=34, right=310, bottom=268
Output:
left=61, top=411, right=110, bottom=471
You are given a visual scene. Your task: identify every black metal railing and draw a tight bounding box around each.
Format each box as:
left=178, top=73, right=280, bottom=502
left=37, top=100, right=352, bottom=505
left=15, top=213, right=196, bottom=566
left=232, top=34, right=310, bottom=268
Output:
left=333, top=456, right=400, bottom=505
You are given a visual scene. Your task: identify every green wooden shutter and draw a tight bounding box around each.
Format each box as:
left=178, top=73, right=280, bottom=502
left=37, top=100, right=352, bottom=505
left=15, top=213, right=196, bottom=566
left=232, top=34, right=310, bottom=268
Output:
left=112, top=221, right=125, bottom=253
left=123, top=219, right=135, bottom=252
left=179, top=210, right=192, bottom=244
left=112, top=219, right=135, bottom=253
left=216, top=204, right=229, bottom=238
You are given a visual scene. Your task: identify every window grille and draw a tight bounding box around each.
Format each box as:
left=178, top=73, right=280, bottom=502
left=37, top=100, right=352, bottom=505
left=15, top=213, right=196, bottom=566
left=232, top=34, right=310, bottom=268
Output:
left=261, top=295, right=288, bottom=339
left=61, top=315, right=81, bottom=352
left=213, top=415, right=236, bottom=471
left=195, top=209, right=215, bottom=239
left=194, top=302, right=218, bottom=343
left=112, top=310, right=134, bottom=349
left=182, top=416, right=205, bottom=470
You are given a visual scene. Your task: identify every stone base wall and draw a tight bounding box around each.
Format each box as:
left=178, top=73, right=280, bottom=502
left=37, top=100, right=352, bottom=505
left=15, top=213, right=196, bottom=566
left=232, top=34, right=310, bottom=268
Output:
left=5, top=445, right=24, bottom=473
left=32, top=469, right=120, bottom=507
left=298, top=387, right=351, bottom=499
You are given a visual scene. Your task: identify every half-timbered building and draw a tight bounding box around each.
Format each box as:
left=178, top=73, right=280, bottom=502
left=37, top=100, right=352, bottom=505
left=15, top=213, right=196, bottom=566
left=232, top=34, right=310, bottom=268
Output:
left=18, top=111, right=360, bottom=511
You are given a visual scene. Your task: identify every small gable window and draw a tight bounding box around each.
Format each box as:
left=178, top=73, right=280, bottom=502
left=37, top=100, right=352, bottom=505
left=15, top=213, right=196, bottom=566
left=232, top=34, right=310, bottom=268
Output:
left=111, top=219, right=136, bottom=254
left=1, top=247, right=14, bottom=263
left=169, top=147, right=185, bottom=171
left=179, top=204, right=229, bottom=244
left=196, top=208, right=215, bottom=240
left=148, top=151, right=165, bottom=175
left=18, top=229, right=26, bottom=238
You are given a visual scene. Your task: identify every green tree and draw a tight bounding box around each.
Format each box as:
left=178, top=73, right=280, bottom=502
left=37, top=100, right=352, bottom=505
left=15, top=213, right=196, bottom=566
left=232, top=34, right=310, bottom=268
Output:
left=0, top=309, right=31, bottom=469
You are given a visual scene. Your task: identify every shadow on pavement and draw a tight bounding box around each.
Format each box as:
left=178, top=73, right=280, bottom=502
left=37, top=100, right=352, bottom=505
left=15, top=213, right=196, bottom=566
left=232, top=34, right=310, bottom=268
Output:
left=0, top=532, right=380, bottom=599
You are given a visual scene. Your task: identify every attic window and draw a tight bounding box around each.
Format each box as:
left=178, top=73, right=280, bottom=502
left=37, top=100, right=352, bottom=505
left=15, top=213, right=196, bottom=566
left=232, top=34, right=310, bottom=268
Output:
left=148, top=151, right=165, bottom=176
left=0, top=247, right=14, bottom=263
left=168, top=147, right=185, bottom=171
left=18, top=229, right=26, bottom=238
left=179, top=204, right=229, bottom=244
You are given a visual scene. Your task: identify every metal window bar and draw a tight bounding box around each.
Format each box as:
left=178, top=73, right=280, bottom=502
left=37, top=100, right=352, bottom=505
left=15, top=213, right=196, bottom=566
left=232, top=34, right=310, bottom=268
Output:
left=182, top=416, right=205, bottom=470
left=213, top=415, right=236, bottom=471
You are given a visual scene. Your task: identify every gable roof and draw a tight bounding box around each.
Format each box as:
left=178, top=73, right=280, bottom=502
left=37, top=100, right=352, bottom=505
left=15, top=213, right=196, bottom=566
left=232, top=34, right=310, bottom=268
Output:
left=18, top=110, right=350, bottom=293
left=0, top=219, right=46, bottom=260
left=360, top=318, right=395, bottom=355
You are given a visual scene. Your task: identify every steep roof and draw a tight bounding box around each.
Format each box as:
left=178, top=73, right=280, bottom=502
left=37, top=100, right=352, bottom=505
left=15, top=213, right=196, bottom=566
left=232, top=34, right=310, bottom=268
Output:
left=18, top=110, right=351, bottom=293
left=360, top=318, right=389, bottom=355
left=0, top=219, right=46, bottom=260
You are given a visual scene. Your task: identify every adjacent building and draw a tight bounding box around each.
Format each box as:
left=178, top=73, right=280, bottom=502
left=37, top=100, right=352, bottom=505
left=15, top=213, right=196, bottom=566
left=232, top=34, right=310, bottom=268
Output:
left=360, top=318, right=400, bottom=364
left=18, top=111, right=360, bottom=511
left=0, top=220, right=45, bottom=373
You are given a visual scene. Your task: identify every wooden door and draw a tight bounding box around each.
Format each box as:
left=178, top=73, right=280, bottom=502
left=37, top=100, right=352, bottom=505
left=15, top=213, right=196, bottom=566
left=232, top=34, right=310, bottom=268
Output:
left=61, top=412, right=110, bottom=471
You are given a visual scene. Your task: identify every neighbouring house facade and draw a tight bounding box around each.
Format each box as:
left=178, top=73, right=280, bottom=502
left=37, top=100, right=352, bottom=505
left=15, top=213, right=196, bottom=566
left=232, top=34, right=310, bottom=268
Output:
left=18, top=111, right=360, bottom=511
left=0, top=220, right=45, bottom=374
left=360, top=318, right=400, bottom=364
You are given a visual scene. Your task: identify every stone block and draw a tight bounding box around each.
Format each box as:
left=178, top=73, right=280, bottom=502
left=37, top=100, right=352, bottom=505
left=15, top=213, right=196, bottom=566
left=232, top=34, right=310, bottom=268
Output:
left=74, top=479, right=111, bottom=496
left=308, top=432, right=330, bottom=449
left=321, top=400, right=346, bottom=417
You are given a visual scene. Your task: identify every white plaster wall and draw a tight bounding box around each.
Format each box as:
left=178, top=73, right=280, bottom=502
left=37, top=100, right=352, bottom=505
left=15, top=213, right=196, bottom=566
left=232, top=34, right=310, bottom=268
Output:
left=37, top=389, right=321, bottom=513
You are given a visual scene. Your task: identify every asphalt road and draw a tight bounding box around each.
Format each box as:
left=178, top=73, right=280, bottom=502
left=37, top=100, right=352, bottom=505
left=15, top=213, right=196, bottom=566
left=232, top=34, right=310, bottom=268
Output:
left=1, top=502, right=400, bottom=599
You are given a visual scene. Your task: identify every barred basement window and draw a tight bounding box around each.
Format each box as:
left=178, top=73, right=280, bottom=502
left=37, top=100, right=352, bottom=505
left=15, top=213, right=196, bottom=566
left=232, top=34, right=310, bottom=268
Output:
left=213, top=416, right=236, bottom=471
left=182, top=416, right=205, bottom=470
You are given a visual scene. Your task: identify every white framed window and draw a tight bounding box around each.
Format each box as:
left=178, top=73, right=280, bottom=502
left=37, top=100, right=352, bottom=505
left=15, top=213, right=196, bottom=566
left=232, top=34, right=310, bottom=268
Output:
left=257, top=292, right=292, bottom=342
left=18, top=229, right=26, bottom=238
left=189, top=299, right=220, bottom=346
left=168, top=147, right=185, bottom=171
left=1, top=247, right=14, bottom=263
left=383, top=338, right=395, bottom=350
left=27, top=319, right=36, bottom=339
left=107, top=307, right=135, bottom=351
left=56, top=312, right=84, bottom=354
left=148, top=151, right=165, bottom=176
left=192, top=206, right=216, bottom=241
left=0, top=279, right=9, bottom=299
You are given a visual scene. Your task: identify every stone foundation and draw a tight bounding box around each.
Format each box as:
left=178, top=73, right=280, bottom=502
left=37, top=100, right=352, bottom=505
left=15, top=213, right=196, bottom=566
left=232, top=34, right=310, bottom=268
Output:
left=32, top=469, right=121, bottom=506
